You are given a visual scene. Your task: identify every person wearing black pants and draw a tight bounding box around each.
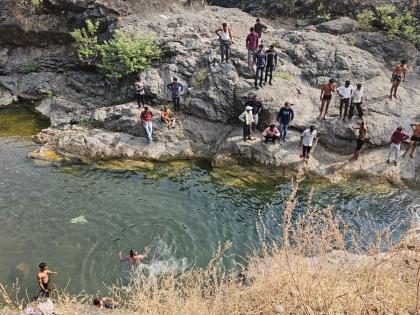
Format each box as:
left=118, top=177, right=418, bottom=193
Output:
left=254, top=45, right=267, bottom=89
left=264, top=45, right=277, bottom=85
left=349, top=83, right=364, bottom=120
left=166, top=78, right=184, bottom=111
left=133, top=77, right=146, bottom=108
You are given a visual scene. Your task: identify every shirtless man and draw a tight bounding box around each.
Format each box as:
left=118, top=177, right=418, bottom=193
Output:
left=319, top=79, right=336, bottom=119
left=351, top=120, right=368, bottom=161
left=37, top=262, right=57, bottom=298
left=390, top=60, right=407, bottom=100
left=403, top=123, right=420, bottom=158
left=119, top=248, right=149, bottom=265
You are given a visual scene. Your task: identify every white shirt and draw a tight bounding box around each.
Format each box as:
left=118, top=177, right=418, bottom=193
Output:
left=220, top=29, right=230, bottom=41
left=351, top=88, right=364, bottom=103
left=302, top=129, right=318, bottom=147
left=337, top=85, right=353, bottom=99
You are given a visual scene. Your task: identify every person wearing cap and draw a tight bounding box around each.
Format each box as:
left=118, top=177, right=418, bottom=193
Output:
left=245, top=94, right=263, bottom=132
left=119, top=248, right=149, bottom=265
left=239, top=106, right=254, bottom=141
left=337, top=80, right=353, bottom=122
left=349, top=83, right=364, bottom=120
left=254, top=18, right=267, bottom=45
left=319, top=78, right=336, bottom=120
left=387, top=127, right=409, bottom=166
left=262, top=124, right=280, bottom=144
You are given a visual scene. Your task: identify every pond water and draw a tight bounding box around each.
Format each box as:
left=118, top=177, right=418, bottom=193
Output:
left=0, top=105, right=418, bottom=300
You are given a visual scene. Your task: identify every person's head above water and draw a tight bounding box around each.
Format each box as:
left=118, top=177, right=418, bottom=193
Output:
left=39, top=262, right=47, bottom=271
left=129, top=249, right=137, bottom=257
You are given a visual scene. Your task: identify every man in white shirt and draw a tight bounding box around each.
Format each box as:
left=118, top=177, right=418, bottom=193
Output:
left=337, top=80, right=353, bottom=122
left=349, top=83, right=364, bottom=120
left=300, top=125, right=319, bottom=164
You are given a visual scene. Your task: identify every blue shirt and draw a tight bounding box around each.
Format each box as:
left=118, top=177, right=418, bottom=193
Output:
left=254, top=51, right=267, bottom=68
left=166, top=82, right=184, bottom=98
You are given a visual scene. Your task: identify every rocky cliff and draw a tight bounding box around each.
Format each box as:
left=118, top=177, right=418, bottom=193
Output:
left=1, top=1, right=419, bottom=184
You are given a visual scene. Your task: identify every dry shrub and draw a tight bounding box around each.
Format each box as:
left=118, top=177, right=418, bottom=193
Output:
left=1, top=181, right=418, bottom=314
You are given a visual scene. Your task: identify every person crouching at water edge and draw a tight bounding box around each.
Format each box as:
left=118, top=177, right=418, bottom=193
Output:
left=300, top=125, right=319, bottom=164
left=119, top=248, right=149, bottom=265
left=262, top=124, right=280, bottom=144
left=239, top=106, right=254, bottom=142
left=93, top=297, right=118, bottom=309
left=140, top=106, right=153, bottom=143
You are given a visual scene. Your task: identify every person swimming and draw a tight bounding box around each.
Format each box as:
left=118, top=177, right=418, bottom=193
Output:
left=119, top=248, right=149, bottom=265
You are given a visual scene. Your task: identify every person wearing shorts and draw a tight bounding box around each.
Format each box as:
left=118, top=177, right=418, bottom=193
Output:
left=390, top=60, right=407, bottom=100
left=403, top=123, right=420, bottom=158
left=351, top=120, right=368, bottom=161
left=300, top=125, right=318, bottom=164
left=319, top=79, right=336, bottom=119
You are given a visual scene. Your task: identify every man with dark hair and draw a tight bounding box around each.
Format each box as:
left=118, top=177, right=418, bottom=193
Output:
left=239, top=106, right=254, bottom=141
left=277, top=102, right=294, bottom=142
left=254, top=18, right=267, bottom=45
left=351, top=120, right=368, bottom=161
left=215, top=23, right=233, bottom=63
left=390, top=59, right=407, bottom=100
left=264, top=45, right=278, bottom=86
left=387, top=127, right=409, bottom=166
left=319, top=78, right=336, bottom=119
left=246, top=27, right=259, bottom=69
left=37, top=262, right=57, bottom=298
left=254, top=45, right=267, bottom=89
left=337, top=80, right=353, bottom=122
left=119, top=248, right=149, bottom=265
left=300, top=125, right=318, bottom=164
left=133, top=76, right=146, bottom=108
left=93, top=297, right=118, bottom=309
left=262, top=124, right=280, bottom=144
left=349, top=83, right=364, bottom=120
left=140, top=106, right=154, bottom=143
left=403, top=123, right=420, bottom=158
left=166, top=78, right=184, bottom=111
left=245, top=94, right=263, bottom=132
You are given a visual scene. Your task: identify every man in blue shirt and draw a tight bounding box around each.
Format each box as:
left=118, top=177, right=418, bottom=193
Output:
left=277, top=102, right=294, bottom=142
left=166, top=78, right=184, bottom=111
left=254, top=45, right=267, bottom=89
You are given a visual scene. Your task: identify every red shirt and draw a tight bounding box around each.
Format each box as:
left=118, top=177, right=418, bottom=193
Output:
left=391, top=131, right=409, bottom=144
left=141, top=111, right=153, bottom=122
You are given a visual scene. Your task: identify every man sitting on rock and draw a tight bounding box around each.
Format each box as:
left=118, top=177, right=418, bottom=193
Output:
left=387, top=127, right=409, bottom=166
left=140, top=106, right=154, bottom=143
left=161, top=106, right=176, bottom=129
left=319, top=78, right=336, bottom=120
left=239, top=106, right=254, bottom=142
left=277, top=102, right=294, bottom=142
left=245, top=94, right=263, bottom=132
left=351, top=120, right=368, bottom=161
left=300, top=125, right=318, bottom=164
left=262, top=124, right=280, bottom=144
left=390, top=59, right=407, bottom=100
left=337, top=80, right=353, bottom=122
left=403, top=123, right=420, bottom=158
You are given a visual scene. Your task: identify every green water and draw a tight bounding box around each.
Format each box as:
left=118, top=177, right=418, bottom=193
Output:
left=0, top=106, right=418, bottom=300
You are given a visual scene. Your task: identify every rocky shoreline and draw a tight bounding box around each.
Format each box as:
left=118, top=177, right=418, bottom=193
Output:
left=0, top=1, right=419, bottom=185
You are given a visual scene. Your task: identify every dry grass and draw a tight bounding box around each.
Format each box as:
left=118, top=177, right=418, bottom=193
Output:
left=2, top=180, right=419, bottom=314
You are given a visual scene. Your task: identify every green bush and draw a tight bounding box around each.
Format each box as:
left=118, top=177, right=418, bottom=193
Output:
left=18, top=0, right=42, bottom=6
left=71, top=20, right=161, bottom=80
left=356, top=10, right=375, bottom=31
left=18, top=63, right=40, bottom=74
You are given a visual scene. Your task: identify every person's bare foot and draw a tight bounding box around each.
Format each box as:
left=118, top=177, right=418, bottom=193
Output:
left=393, top=94, right=398, bottom=99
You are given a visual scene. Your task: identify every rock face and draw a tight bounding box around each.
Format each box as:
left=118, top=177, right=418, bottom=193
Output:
left=1, top=1, right=418, bottom=184
left=0, top=89, right=18, bottom=107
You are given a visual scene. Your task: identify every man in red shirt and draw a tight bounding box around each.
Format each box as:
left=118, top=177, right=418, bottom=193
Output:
left=246, top=27, right=259, bottom=69
left=140, top=106, right=154, bottom=142
left=387, top=127, right=409, bottom=165
left=254, top=18, right=267, bottom=45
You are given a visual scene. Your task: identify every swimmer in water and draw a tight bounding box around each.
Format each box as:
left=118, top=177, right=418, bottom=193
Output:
left=119, top=248, right=149, bottom=265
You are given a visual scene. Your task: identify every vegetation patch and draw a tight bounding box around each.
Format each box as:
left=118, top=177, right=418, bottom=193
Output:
left=70, top=20, right=162, bottom=80
left=274, top=71, right=293, bottom=81
left=18, top=63, right=40, bottom=74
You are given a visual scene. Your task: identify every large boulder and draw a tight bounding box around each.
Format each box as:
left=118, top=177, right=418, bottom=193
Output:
left=0, top=89, right=18, bottom=107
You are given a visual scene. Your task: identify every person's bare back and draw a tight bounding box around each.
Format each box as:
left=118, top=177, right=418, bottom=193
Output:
left=359, top=126, right=368, bottom=140
left=119, top=248, right=149, bottom=265
left=413, top=123, right=420, bottom=136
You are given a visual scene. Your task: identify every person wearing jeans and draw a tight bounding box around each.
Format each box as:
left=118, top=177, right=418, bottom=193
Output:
left=277, top=102, right=294, bottom=142
left=215, top=23, right=233, bottom=63
left=140, top=106, right=153, bottom=142
left=387, top=127, right=409, bottom=166
left=246, top=27, right=259, bottom=69
left=254, top=45, right=267, bottom=89
left=166, top=78, right=184, bottom=111
left=239, top=106, right=254, bottom=141
left=264, top=45, right=278, bottom=85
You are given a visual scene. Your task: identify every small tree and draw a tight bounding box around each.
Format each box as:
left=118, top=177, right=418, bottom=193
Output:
left=356, top=10, right=375, bottom=31
left=70, top=20, right=100, bottom=65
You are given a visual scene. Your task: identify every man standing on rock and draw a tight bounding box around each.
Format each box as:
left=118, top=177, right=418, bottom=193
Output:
left=349, top=83, right=364, bottom=120
left=277, top=102, right=294, bottom=142
left=215, top=23, right=233, bottom=63
left=390, top=59, right=407, bottom=100
left=403, top=123, right=420, bottom=158
left=264, top=45, right=278, bottom=86
left=140, top=106, right=154, bottom=143
left=319, top=79, right=336, bottom=120
left=337, top=80, right=353, bottom=122
left=254, top=18, right=267, bottom=45
left=387, top=127, right=409, bottom=166
left=300, top=125, right=318, bottom=164
left=166, top=78, right=184, bottom=111
left=239, top=106, right=254, bottom=142
left=246, top=94, right=263, bottom=132
left=351, top=120, right=368, bottom=161
left=134, top=76, right=146, bottom=108
left=254, top=45, right=267, bottom=89
left=246, top=27, right=259, bottom=69
left=262, top=124, right=280, bottom=144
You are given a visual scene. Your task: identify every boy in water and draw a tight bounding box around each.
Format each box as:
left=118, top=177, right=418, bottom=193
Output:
left=37, top=262, right=57, bottom=298
left=119, top=248, right=149, bottom=265
left=390, top=60, right=407, bottom=100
